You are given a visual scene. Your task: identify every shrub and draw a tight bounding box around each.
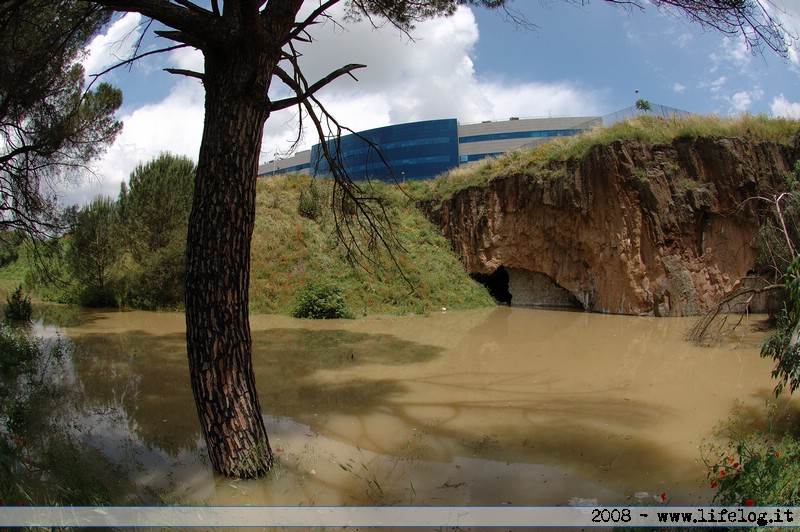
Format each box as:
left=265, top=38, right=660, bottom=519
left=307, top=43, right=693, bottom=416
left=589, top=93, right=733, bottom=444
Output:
left=0, top=324, right=37, bottom=382
left=297, top=181, right=322, bottom=220
left=703, top=409, right=800, bottom=506
left=292, top=280, right=354, bottom=319
left=0, top=243, right=19, bottom=268
left=4, top=285, right=32, bottom=321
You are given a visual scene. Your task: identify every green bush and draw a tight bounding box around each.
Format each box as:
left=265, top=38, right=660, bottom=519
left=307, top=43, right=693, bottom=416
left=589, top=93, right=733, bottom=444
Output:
left=703, top=407, right=800, bottom=506
left=0, top=230, right=24, bottom=268
left=292, top=280, right=354, bottom=319
left=4, top=285, right=32, bottom=321
left=0, top=324, right=37, bottom=383
left=297, top=181, right=322, bottom=220
left=0, top=244, right=19, bottom=268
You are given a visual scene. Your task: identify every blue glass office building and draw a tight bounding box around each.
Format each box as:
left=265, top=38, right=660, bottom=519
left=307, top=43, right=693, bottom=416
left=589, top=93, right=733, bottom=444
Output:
left=311, top=119, right=459, bottom=181
left=259, top=115, right=603, bottom=180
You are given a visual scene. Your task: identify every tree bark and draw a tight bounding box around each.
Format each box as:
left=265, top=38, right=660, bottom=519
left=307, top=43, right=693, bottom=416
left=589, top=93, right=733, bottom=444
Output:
left=184, top=44, right=275, bottom=478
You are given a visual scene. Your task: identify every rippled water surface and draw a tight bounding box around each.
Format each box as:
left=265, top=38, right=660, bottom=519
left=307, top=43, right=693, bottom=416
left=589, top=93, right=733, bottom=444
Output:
left=47, top=306, right=791, bottom=507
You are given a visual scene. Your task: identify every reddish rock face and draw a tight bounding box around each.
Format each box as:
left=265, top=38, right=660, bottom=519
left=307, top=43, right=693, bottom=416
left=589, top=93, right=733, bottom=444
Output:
left=426, top=137, right=799, bottom=316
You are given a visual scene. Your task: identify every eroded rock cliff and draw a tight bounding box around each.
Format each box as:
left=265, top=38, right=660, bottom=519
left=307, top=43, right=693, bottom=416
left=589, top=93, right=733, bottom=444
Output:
left=425, top=136, right=799, bottom=316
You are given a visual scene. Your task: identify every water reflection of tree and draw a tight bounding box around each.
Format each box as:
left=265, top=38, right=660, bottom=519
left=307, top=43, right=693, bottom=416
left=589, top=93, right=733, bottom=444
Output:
left=55, top=323, right=445, bottom=467
left=253, top=328, right=443, bottom=419
left=0, top=324, right=136, bottom=505
left=66, top=330, right=201, bottom=455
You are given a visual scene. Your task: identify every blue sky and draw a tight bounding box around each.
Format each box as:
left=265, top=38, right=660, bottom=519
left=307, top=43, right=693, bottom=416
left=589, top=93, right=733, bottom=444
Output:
left=72, top=0, right=800, bottom=205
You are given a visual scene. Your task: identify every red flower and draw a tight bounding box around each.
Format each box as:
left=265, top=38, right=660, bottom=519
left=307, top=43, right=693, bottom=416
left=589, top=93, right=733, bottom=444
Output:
left=745, top=499, right=755, bottom=506
left=711, top=480, right=718, bottom=488
left=776, top=452, right=780, bottom=457
left=661, top=492, right=667, bottom=502
left=733, top=462, right=739, bottom=468
left=720, top=469, right=726, bottom=476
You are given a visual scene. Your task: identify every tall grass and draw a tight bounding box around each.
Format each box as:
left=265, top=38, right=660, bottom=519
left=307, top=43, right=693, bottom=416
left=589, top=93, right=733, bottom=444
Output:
left=418, top=114, right=800, bottom=202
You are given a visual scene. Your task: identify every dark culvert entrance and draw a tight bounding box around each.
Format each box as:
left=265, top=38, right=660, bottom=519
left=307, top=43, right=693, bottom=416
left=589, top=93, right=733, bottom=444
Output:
left=472, top=266, right=512, bottom=304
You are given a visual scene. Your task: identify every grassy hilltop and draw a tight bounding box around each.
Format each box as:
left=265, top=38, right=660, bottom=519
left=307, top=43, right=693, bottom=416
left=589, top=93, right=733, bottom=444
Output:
left=416, top=114, right=800, bottom=202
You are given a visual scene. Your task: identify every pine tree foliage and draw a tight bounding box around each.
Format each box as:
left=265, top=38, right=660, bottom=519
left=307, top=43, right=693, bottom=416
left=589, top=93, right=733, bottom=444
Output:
left=0, top=0, right=123, bottom=235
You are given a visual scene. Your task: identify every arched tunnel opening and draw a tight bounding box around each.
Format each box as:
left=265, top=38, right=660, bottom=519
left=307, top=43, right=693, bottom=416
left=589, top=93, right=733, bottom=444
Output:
left=471, top=266, right=512, bottom=304
left=472, top=266, right=584, bottom=310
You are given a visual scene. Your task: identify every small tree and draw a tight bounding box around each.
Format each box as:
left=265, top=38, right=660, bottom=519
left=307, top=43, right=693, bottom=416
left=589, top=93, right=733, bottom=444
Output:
left=118, top=153, right=195, bottom=309
left=4, top=285, right=33, bottom=322
left=119, top=153, right=196, bottom=262
left=66, top=196, right=120, bottom=307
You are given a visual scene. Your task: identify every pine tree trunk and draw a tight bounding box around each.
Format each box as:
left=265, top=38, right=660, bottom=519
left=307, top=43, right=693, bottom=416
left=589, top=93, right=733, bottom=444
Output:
left=184, top=46, right=274, bottom=478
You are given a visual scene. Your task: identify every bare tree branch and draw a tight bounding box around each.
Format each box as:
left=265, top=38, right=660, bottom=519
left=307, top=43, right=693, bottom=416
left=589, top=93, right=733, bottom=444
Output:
left=776, top=191, right=797, bottom=257
left=164, top=67, right=204, bottom=80
left=88, top=0, right=221, bottom=48
left=274, top=40, right=412, bottom=285
left=287, top=0, right=342, bottom=41
left=88, top=43, right=189, bottom=80
left=270, top=63, right=365, bottom=112
left=688, top=283, right=784, bottom=345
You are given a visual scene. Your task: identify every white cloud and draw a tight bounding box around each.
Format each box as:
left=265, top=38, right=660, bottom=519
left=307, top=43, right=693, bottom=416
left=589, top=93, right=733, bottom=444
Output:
left=475, top=81, right=604, bottom=120
left=288, top=6, right=494, bottom=123
left=710, top=37, right=751, bottom=72
left=83, top=13, right=143, bottom=78
left=675, top=32, right=693, bottom=49
left=171, top=46, right=204, bottom=73
left=728, top=89, right=764, bottom=114
left=699, top=75, right=728, bottom=94
left=64, top=73, right=205, bottom=206
left=771, top=93, right=800, bottom=118
left=672, top=82, right=686, bottom=93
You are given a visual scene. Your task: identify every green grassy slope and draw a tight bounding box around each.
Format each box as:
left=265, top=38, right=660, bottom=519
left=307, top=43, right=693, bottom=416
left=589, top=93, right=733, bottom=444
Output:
left=249, top=175, right=494, bottom=315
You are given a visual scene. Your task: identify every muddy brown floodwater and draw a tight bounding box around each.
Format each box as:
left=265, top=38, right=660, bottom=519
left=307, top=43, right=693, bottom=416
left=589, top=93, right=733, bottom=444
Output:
left=49, top=305, right=794, bottom=508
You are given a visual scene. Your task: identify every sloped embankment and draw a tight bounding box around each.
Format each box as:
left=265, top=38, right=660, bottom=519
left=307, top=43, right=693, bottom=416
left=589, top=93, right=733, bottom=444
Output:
left=424, top=128, right=800, bottom=316
left=250, top=176, right=494, bottom=315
